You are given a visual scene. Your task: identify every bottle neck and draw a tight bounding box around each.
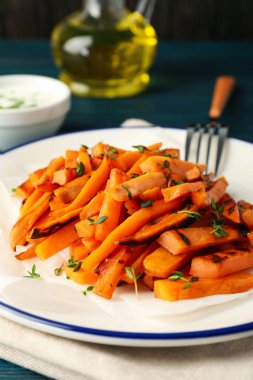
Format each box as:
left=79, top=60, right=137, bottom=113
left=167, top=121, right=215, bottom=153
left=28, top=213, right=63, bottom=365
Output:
left=82, top=0, right=126, bottom=21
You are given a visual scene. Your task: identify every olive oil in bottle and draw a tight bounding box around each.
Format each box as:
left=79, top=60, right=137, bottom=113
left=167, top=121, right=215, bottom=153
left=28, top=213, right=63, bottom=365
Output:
left=51, top=0, right=157, bottom=98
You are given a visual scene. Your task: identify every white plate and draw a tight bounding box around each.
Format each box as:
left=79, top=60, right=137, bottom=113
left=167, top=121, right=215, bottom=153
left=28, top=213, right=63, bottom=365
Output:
left=0, top=127, right=253, bottom=347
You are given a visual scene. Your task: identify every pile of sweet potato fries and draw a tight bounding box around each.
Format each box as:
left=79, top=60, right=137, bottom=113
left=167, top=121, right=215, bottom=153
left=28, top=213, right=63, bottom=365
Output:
left=10, top=142, right=253, bottom=301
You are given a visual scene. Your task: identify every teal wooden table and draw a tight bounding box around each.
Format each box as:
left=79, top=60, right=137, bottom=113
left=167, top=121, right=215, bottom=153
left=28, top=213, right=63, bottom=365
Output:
left=0, top=40, right=253, bottom=379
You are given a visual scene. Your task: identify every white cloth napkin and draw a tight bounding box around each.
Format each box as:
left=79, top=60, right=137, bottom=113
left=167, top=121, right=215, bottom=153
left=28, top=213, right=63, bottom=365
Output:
left=1, top=316, right=253, bottom=380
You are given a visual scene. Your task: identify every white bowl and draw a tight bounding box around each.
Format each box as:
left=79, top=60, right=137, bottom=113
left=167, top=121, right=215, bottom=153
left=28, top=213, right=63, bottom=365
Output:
left=0, top=75, right=71, bottom=151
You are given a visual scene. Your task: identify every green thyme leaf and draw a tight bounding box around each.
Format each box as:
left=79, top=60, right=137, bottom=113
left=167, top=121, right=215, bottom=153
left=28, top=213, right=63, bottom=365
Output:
left=67, top=257, right=82, bottom=272
left=125, top=266, right=141, bottom=297
left=210, top=220, right=228, bottom=238
left=164, top=154, right=178, bottom=159
left=211, top=198, right=217, bottom=212
left=73, top=262, right=82, bottom=272
left=107, top=146, right=119, bottom=154
left=218, top=203, right=225, bottom=215
left=131, top=173, right=140, bottom=178
left=106, top=152, right=116, bottom=160
left=54, top=264, right=64, bottom=276
left=125, top=267, right=134, bottom=280
left=178, top=210, right=202, bottom=219
left=81, top=144, right=88, bottom=149
left=76, top=162, right=85, bottom=176
left=141, top=200, right=154, bottom=208
left=168, top=274, right=181, bottom=281
left=210, top=199, right=228, bottom=238
left=168, top=271, right=198, bottom=290
left=24, top=264, right=41, bottom=279
left=82, top=285, right=94, bottom=296
left=88, top=216, right=108, bottom=225
left=158, top=160, right=170, bottom=170
left=132, top=145, right=148, bottom=153
left=122, top=185, right=132, bottom=200
left=173, top=180, right=185, bottom=185
left=12, top=188, right=17, bottom=193
left=173, top=271, right=185, bottom=277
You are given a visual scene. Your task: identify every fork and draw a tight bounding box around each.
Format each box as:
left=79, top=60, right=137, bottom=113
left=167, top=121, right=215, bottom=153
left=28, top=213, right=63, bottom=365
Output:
left=185, top=76, right=236, bottom=175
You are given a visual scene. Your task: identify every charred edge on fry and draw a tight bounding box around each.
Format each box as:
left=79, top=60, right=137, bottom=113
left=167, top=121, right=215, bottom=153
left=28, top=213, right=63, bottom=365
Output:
left=30, top=218, right=78, bottom=239
left=175, top=230, right=191, bottom=246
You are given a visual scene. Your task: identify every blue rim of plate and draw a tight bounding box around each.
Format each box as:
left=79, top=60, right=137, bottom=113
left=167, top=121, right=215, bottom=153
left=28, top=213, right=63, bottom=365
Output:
left=1, top=299, right=253, bottom=340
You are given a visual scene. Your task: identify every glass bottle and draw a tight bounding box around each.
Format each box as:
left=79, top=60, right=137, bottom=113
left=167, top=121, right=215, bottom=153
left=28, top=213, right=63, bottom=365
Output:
left=51, top=0, right=157, bottom=98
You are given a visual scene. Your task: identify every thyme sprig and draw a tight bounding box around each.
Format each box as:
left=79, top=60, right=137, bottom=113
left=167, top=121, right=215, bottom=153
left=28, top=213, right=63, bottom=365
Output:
left=141, top=200, right=154, bottom=208
left=157, top=160, right=170, bottom=170
left=76, top=162, right=85, bottom=176
left=168, top=271, right=199, bottom=289
left=210, top=199, right=228, bottom=238
left=67, top=257, right=82, bottom=272
left=132, top=145, right=149, bottom=153
left=122, top=185, right=132, bottom=200
left=82, top=286, right=94, bottom=296
left=54, top=264, right=64, bottom=276
left=88, top=216, right=108, bottom=224
left=125, top=266, right=142, bottom=297
left=178, top=209, right=202, bottom=219
left=24, top=264, right=41, bottom=279
left=105, top=146, right=119, bottom=160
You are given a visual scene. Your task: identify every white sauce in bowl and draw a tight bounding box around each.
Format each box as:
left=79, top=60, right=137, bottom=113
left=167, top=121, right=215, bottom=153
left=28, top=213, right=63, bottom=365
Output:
left=0, top=87, right=54, bottom=110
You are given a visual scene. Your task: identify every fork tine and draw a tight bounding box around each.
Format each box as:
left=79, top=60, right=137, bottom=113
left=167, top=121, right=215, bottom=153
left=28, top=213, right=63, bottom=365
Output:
left=185, top=125, right=195, bottom=161
left=214, top=125, right=229, bottom=175
left=205, top=124, right=216, bottom=172
left=196, top=124, right=205, bottom=163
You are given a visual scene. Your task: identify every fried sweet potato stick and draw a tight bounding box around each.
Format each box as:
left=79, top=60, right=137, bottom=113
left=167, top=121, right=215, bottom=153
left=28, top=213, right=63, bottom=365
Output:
left=157, top=226, right=243, bottom=255
left=19, top=188, right=44, bottom=218
left=154, top=273, right=253, bottom=301
left=69, top=241, right=89, bottom=261
left=162, top=182, right=204, bottom=203
left=143, top=246, right=197, bottom=278
left=191, top=177, right=228, bottom=209
left=80, top=192, right=105, bottom=219
left=119, top=201, right=191, bottom=245
left=78, top=147, right=92, bottom=173
left=93, top=247, right=131, bottom=299
left=50, top=155, right=111, bottom=217
left=30, top=206, right=83, bottom=238
left=10, top=192, right=51, bottom=250
left=35, top=220, right=79, bottom=260
left=95, top=168, right=128, bottom=241
left=65, top=267, right=98, bottom=285
left=121, top=242, right=158, bottom=284
left=190, top=249, right=253, bottom=278
left=54, top=173, right=92, bottom=204
left=110, top=172, right=166, bottom=202
left=81, top=199, right=181, bottom=272
left=140, top=156, right=205, bottom=177
left=15, top=245, right=37, bottom=260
